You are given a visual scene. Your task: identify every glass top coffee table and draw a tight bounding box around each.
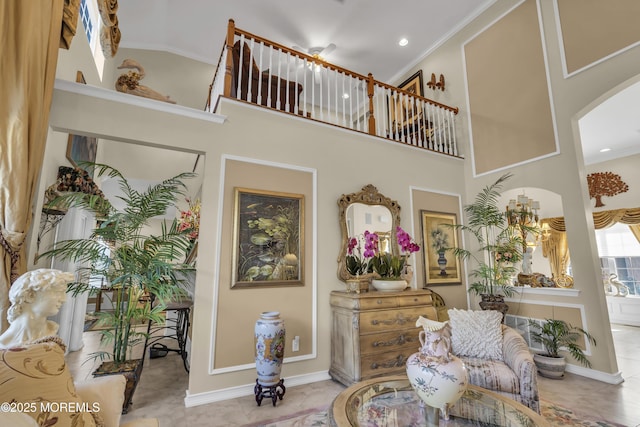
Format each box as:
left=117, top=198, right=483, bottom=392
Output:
left=330, top=375, right=548, bottom=426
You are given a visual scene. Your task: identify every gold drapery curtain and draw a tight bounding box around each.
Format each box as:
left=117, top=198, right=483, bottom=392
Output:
left=0, top=0, right=66, bottom=333
left=543, top=207, right=640, bottom=231
left=541, top=229, right=570, bottom=280
left=60, top=0, right=81, bottom=49
left=629, top=224, right=640, bottom=244
left=539, top=207, right=640, bottom=283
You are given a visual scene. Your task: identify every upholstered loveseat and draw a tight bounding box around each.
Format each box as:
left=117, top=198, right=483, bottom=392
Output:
left=448, top=309, right=540, bottom=413
left=0, top=338, right=157, bottom=427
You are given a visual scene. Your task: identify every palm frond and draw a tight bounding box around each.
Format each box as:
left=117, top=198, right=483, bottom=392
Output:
left=529, top=319, right=597, bottom=367
left=444, top=173, right=523, bottom=297
left=37, top=163, right=196, bottom=366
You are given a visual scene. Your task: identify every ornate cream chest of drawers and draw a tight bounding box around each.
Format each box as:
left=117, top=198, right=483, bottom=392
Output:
left=329, top=289, right=438, bottom=386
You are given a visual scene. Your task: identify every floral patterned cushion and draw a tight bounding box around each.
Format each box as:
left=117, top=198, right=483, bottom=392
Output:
left=0, top=340, right=100, bottom=427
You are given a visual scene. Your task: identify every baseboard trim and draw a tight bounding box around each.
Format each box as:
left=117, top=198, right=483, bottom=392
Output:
left=183, top=370, right=331, bottom=407
left=565, top=364, right=624, bottom=384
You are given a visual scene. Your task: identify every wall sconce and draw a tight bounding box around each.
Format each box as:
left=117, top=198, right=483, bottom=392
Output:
left=427, top=73, right=445, bottom=91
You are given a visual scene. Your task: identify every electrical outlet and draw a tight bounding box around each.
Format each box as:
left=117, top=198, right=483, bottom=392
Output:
left=292, top=336, right=300, bottom=352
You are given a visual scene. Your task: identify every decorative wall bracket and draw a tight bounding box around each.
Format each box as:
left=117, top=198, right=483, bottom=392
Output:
left=35, top=207, right=66, bottom=261
left=587, top=171, right=628, bottom=207
left=426, top=73, right=445, bottom=91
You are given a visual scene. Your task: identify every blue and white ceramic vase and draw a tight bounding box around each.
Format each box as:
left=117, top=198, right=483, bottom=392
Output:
left=406, top=316, right=468, bottom=420
left=254, top=311, right=286, bottom=386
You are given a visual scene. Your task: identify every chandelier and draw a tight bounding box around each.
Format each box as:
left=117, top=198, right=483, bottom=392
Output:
left=506, top=195, right=539, bottom=228
left=506, top=193, right=543, bottom=275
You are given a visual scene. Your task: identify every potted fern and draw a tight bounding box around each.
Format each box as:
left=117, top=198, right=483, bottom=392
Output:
left=448, top=173, right=534, bottom=315
left=38, top=163, right=196, bottom=412
left=529, top=318, right=597, bottom=379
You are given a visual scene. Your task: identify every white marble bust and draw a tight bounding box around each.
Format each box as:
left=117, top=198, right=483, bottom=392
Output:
left=0, top=268, right=74, bottom=348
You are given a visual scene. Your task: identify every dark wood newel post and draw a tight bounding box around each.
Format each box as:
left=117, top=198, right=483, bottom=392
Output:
left=223, top=19, right=236, bottom=98
left=367, top=73, right=376, bottom=135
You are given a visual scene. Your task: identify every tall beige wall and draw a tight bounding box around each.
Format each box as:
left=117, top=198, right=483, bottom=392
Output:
left=34, top=0, right=640, bottom=400
left=40, top=85, right=467, bottom=398
left=409, top=0, right=640, bottom=378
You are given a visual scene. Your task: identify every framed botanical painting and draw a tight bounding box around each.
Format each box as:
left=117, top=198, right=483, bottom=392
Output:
left=232, top=187, right=304, bottom=288
left=421, top=210, right=461, bottom=285
left=399, top=70, right=424, bottom=97
left=66, top=134, right=98, bottom=171
left=66, top=71, right=98, bottom=176
left=389, top=70, right=424, bottom=135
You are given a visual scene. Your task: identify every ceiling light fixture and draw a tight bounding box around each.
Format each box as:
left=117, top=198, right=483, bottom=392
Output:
left=600, top=148, right=611, bottom=153
left=398, top=38, right=408, bottom=47
left=342, top=93, right=349, bottom=99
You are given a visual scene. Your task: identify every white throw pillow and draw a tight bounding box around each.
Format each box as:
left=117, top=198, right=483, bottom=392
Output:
left=448, top=308, right=503, bottom=360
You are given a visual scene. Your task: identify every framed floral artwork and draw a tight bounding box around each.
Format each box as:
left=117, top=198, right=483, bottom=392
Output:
left=421, top=210, right=461, bottom=285
left=232, top=187, right=304, bottom=288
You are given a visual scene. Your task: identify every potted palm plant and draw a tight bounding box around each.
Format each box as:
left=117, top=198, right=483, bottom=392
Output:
left=448, top=173, right=534, bottom=315
left=38, top=163, right=196, bottom=412
left=529, top=318, right=597, bottom=379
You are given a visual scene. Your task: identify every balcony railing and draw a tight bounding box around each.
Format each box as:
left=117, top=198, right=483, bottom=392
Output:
left=206, top=19, right=461, bottom=158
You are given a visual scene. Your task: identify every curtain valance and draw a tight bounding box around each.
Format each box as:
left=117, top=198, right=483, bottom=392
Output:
left=541, top=207, right=640, bottom=232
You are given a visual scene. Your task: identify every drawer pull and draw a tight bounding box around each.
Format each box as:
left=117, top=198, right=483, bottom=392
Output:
left=371, top=314, right=419, bottom=326
left=371, top=319, right=395, bottom=326
left=372, top=334, right=418, bottom=347
left=370, top=355, right=407, bottom=370
left=376, top=299, right=383, bottom=304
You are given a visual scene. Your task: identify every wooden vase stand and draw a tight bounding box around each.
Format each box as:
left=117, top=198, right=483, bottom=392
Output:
left=254, top=378, right=286, bottom=407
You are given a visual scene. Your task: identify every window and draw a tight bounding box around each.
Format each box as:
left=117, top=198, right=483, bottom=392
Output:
left=596, top=222, right=640, bottom=295
left=79, top=0, right=93, bottom=43
left=78, top=0, right=106, bottom=79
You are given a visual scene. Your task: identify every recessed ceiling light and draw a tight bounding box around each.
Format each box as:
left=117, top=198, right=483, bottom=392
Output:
left=600, top=148, right=611, bottom=152
left=398, top=38, right=408, bottom=47
left=342, top=93, right=350, bottom=99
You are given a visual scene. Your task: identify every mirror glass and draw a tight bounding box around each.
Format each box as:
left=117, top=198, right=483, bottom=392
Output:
left=346, top=203, right=393, bottom=253
left=337, top=184, right=401, bottom=281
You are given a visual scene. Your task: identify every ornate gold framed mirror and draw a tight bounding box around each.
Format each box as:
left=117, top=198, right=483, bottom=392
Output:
left=337, top=184, right=401, bottom=282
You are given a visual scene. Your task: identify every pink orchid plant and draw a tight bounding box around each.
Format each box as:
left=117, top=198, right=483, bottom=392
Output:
left=369, top=226, right=420, bottom=279
left=346, top=230, right=378, bottom=276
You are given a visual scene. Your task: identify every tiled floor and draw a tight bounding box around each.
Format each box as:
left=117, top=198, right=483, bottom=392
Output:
left=67, top=324, right=640, bottom=426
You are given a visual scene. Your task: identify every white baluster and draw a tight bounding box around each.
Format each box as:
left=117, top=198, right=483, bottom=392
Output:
left=236, top=35, right=244, bottom=101
left=303, top=58, right=308, bottom=117
left=310, top=59, right=315, bottom=118
left=341, top=73, right=346, bottom=127
left=257, top=41, right=264, bottom=105
left=276, top=47, right=282, bottom=110
left=294, top=54, right=299, bottom=114
left=350, top=74, right=355, bottom=129
left=451, top=110, right=458, bottom=156
left=267, top=46, right=273, bottom=108
left=285, top=51, right=291, bottom=112
left=334, top=70, right=339, bottom=126
left=319, top=66, right=324, bottom=121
